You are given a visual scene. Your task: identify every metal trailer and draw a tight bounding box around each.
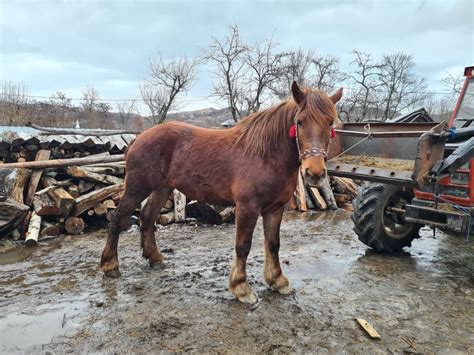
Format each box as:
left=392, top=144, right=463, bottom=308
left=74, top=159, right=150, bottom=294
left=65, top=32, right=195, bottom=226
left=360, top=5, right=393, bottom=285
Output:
left=327, top=66, right=474, bottom=252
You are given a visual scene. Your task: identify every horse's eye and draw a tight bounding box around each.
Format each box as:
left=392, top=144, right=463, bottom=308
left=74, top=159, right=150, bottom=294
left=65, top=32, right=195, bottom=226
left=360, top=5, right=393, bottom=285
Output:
left=297, top=121, right=302, bottom=127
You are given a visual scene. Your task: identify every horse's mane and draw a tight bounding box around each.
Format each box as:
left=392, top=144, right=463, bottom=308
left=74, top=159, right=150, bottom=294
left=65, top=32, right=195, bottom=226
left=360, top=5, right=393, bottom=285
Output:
left=232, top=89, right=337, bottom=157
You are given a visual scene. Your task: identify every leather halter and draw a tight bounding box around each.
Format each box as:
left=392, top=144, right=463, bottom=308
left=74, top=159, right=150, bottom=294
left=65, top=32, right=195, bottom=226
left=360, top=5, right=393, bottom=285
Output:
left=293, top=116, right=329, bottom=162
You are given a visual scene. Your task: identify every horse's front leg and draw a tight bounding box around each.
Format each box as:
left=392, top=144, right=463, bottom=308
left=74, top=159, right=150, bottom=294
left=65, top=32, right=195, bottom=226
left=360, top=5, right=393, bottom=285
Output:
left=229, top=204, right=259, bottom=304
left=262, top=206, right=292, bottom=294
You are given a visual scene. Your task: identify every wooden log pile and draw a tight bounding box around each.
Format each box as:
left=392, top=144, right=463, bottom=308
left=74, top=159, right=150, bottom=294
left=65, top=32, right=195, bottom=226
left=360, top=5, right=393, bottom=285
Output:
left=287, top=168, right=359, bottom=212
left=0, top=137, right=236, bottom=244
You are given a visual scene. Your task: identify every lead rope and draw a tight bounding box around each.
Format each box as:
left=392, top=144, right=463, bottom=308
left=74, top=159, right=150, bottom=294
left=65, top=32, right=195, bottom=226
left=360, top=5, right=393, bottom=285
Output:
left=329, top=124, right=373, bottom=161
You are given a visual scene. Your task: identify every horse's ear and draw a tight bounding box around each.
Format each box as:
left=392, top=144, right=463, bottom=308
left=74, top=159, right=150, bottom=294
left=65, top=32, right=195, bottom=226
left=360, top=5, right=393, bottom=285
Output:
left=291, top=81, right=305, bottom=105
left=330, top=88, right=343, bottom=104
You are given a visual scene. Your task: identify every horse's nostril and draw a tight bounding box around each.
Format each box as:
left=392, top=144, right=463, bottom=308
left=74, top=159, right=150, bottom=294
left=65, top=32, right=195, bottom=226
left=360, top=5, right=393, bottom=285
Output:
left=305, top=168, right=314, bottom=177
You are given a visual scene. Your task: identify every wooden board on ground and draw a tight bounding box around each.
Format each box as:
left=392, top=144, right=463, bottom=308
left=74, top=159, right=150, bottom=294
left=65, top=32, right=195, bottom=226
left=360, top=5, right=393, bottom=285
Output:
left=356, top=319, right=381, bottom=339
left=307, top=186, right=327, bottom=210
left=66, top=165, right=124, bottom=185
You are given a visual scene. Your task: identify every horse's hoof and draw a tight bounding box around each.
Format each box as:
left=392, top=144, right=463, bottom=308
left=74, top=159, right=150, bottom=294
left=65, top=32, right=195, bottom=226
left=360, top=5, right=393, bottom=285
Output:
left=149, top=261, right=165, bottom=270
left=237, top=292, right=258, bottom=304
left=104, top=269, right=121, bottom=278
left=276, top=285, right=294, bottom=295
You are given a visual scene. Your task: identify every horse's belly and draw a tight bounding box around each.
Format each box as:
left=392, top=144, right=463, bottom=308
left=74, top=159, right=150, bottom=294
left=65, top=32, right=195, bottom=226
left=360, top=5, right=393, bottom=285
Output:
left=174, top=178, right=234, bottom=205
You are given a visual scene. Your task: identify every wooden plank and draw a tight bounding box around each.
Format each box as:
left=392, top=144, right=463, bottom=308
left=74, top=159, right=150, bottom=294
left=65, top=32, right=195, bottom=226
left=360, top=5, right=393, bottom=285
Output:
left=356, top=319, right=380, bottom=339
left=296, top=169, right=307, bottom=212
left=25, top=150, right=51, bottom=206
left=308, top=186, right=327, bottom=210
left=71, top=184, right=124, bottom=217
left=42, top=176, right=75, bottom=217
left=173, top=189, right=186, bottom=222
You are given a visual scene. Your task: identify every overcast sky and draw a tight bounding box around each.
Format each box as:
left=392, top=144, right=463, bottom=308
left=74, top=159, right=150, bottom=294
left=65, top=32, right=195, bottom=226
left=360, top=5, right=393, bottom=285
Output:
left=1, top=0, right=473, bottom=112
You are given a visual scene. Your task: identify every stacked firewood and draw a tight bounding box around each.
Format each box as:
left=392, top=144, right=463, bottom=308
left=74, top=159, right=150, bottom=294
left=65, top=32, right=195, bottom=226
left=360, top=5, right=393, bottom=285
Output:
left=288, top=169, right=359, bottom=212
left=0, top=149, right=236, bottom=244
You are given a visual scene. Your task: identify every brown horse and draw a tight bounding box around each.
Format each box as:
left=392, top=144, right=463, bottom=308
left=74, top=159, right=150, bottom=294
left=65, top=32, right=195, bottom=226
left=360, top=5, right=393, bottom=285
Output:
left=101, top=82, right=342, bottom=303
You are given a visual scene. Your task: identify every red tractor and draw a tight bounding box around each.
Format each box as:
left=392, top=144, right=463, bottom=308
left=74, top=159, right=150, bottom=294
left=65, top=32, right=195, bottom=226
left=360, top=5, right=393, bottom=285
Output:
left=328, top=66, right=474, bottom=251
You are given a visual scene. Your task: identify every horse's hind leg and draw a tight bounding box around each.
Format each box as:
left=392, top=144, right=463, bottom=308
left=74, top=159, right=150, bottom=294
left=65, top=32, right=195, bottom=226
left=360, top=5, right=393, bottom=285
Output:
left=140, top=187, right=173, bottom=268
left=101, top=187, right=147, bottom=278
left=229, top=204, right=259, bottom=304
left=262, top=206, right=292, bottom=294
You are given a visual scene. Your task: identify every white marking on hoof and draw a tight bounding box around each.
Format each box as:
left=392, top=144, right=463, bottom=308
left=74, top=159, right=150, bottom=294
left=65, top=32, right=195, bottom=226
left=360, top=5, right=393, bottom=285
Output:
left=277, top=285, right=294, bottom=295
left=237, top=292, right=258, bottom=304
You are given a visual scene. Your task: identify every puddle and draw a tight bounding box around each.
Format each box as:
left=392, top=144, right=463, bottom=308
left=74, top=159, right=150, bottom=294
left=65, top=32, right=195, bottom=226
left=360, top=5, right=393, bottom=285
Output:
left=0, top=298, right=89, bottom=351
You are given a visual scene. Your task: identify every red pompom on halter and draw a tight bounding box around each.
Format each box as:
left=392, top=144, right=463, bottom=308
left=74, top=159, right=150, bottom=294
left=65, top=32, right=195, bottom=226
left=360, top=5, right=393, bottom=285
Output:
left=289, top=124, right=297, bottom=138
left=331, top=127, right=336, bottom=138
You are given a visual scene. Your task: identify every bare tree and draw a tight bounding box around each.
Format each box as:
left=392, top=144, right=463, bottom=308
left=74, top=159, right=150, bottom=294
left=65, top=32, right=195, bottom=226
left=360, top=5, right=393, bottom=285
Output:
left=204, top=23, right=249, bottom=122
left=441, top=72, right=464, bottom=98
left=343, top=50, right=383, bottom=122
left=270, top=48, right=315, bottom=99
left=378, top=53, right=427, bottom=120
left=116, top=100, right=136, bottom=129
left=81, top=86, right=100, bottom=112
left=0, top=81, right=31, bottom=125
left=140, top=53, right=198, bottom=124
left=310, top=54, right=342, bottom=92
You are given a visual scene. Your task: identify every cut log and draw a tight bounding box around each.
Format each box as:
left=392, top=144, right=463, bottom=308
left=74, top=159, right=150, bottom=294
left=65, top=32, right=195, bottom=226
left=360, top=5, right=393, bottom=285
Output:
left=25, top=212, right=42, bottom=247
left=71, top=184, right=124, bottom=217
left=158, top=212, right=175, bottom=226
left=332, top=177, right=359, bottom=196
left=319, top=177, right=338, bottom=210
left=87, top=209, right=95, bottom=216
left=295, top=169, right=308, bottom=212
left=78, top=180, right=95, bottom=194
left=67, top=184, right=80, bottom=198
left=186, top=201, right=223, bottom=225
left=0, top=154, right=125, bottom=170
left=42, top=176, right=75, bottom=217
left=307, top=186, right=328, bottom=210
left=33, top=193, right=61, bottom=216
left=0, top=198, right=29, bottom=237
left=40, top=222, right=61, bottom=238
left=65, top=217, right=85, bottom=235
left=93, top=203, right=108, bottom=216
left=219, top=207, right=235, bottom=223
left=66, top=165, right=124, bottom=185
left=103, top=199, right=116, bottom=209
left=164, top=199, right=174, bottom=210
left=9, top=169, right=31, bottom=204
left=173, top=190, right=186, bottom=222
left=25, top=150, right=51, bottom=206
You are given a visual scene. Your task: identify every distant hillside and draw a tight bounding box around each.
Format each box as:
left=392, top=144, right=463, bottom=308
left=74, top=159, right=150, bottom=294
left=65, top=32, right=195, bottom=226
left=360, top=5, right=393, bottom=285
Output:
left=166, top=107, right=231, bottom=128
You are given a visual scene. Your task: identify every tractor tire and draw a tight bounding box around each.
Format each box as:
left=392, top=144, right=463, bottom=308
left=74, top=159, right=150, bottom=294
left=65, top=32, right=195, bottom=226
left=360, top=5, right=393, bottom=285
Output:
left=351, top=183, right=422, bottom=252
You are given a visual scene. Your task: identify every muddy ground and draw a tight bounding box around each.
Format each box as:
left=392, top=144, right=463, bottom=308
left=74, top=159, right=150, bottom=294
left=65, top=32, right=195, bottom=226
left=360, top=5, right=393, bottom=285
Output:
left=1, top=210, right=473, bottom=354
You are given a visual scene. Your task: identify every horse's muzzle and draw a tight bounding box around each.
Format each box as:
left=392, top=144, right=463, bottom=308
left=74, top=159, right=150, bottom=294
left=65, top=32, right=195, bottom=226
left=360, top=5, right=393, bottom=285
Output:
left=304, top=168, right=327, bottom=187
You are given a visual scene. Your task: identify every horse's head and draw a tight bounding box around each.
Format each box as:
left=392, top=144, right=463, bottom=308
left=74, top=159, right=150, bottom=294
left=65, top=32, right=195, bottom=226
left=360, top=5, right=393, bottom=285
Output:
left=291, top=81, right=343, bottom=187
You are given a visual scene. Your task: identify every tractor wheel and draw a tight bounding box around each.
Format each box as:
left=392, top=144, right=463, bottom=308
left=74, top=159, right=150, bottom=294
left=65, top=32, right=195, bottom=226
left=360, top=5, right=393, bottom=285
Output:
left=351, top=183, right=422, bottom=252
